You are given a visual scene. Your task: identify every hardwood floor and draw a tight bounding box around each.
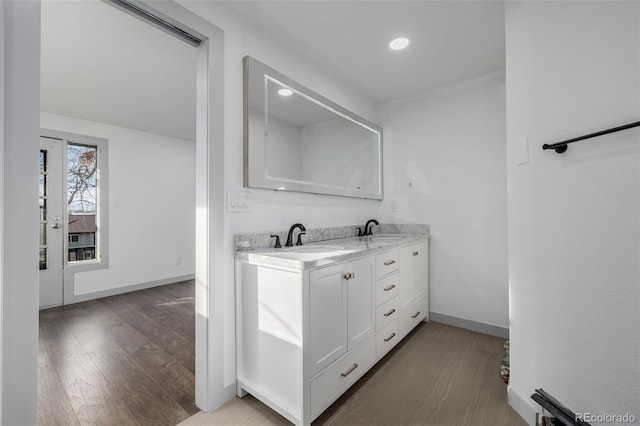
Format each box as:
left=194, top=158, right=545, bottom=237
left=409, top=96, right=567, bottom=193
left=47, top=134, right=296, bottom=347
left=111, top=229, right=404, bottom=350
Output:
left=38, top=280, right=197, bottom=426
left=181, top=322, right=525, bottom=426
left=40, top=284, right=524, bottom=426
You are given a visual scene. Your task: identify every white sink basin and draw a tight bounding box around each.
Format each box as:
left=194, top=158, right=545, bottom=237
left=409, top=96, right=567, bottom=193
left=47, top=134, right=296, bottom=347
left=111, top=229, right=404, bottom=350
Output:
left=353, top=235, right=405, bottom=247
left=288, top=245, right=344, bottom=253
left=369, top=236, right=404, bottom=243
left=251, top=244, right=348, bottom=261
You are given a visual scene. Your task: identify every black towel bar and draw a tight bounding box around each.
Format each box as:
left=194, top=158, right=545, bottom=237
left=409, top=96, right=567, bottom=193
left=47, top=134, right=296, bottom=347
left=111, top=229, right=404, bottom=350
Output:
left=542, top=121, right=640, bottom=154
left=531, top=389, right=590, bottom=426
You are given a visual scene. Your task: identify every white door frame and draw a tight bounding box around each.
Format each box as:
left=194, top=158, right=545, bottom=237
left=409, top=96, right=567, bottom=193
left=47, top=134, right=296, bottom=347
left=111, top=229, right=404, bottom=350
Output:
left=2, top=2, right=41, bottom=424
left=122, top=0, right=232, bottom=412
left=0, top=0, right=6, bottom=420
left=107, top=0, right=232, bottom=413
left=1, top=0, right=231, bottom=422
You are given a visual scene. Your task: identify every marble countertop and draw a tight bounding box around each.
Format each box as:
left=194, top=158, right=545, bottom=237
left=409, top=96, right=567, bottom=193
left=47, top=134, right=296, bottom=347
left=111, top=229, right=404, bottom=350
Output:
left=235, top=233, right=429, bottom=270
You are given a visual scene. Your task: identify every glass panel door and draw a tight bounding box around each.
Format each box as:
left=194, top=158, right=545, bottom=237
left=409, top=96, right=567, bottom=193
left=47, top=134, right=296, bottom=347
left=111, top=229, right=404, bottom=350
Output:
left=39, top=137, right=64, bottom=308
left=39, top=150, right=48, bottom=270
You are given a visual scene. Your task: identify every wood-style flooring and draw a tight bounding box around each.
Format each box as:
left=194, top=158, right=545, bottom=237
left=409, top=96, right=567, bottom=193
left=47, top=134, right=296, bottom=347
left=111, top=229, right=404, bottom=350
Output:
left=40, top=281, right=524, bottom=426
left=181, top=322, right=525, bottom=426
left=38, top=280, right=197, bottom=426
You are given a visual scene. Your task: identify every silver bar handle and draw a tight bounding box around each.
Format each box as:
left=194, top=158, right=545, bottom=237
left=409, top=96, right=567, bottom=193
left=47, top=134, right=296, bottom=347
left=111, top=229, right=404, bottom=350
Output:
left=383, top=284, right=396, bottom=291
left=383, top=260, right=396, bottom=266
left=383, top=308, right=396, bottom=317
left=384, top=332, right=396, bottom=342
left=411, top=311, right=421, bottom=319
left=340, top=363, right=358, bottom=377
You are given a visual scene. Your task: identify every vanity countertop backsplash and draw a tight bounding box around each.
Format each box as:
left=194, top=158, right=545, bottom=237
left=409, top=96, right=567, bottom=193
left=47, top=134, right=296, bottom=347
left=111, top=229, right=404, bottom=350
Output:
left=235, top=223, right=429, bottom=270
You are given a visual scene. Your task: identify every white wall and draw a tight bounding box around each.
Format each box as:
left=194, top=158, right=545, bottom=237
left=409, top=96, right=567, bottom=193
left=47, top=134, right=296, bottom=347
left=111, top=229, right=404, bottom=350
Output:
left=40, top=113, right=196, bottom=298
left=505, top=2, right=639, bottom=423
left=177, top=1, right=384, bottom=392
left=1, top=1, right=40, bottom=424
left=380, top=72, right=508, bottom=331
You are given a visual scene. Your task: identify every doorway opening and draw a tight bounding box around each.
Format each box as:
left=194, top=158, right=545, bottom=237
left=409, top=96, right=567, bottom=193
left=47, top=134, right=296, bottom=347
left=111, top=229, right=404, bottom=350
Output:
left=38, top=1, right=201, bottom=424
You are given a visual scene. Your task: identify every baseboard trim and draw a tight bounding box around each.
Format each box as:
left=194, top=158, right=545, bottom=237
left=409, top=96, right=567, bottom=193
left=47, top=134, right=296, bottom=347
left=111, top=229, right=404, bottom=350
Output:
left=72, top=274, right=195, bottom=304
left=429, top=311, right=509, bottom=339
left=508, top=386, right=537, bottom=425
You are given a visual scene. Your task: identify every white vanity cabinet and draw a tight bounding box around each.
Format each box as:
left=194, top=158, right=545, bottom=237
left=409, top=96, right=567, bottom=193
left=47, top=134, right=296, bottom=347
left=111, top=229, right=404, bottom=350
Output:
left=235, top=236, right=428, bottom=426
left=235, top=256, right=375, bottom=426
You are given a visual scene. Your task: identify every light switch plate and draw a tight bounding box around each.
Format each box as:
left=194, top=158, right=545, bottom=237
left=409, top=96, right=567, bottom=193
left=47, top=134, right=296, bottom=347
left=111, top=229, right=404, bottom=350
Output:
left=227, top=190, right=252, bottom=213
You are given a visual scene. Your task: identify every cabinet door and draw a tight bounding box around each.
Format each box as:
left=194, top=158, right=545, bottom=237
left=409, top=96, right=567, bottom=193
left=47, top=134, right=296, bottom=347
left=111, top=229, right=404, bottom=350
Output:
left=399, top=241, right=429, bottom=335
left=411, top=242, right=429, bottom=302
left=347, top=257, right=375, bottom=350
left=398, top=246, right=415, bottom=313
left=309, top=264, right=348, bottom=376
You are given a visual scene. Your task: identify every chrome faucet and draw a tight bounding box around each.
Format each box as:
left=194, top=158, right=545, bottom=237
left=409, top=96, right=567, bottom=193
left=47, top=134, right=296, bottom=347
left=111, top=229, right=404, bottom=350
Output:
left=364, top=219, right=379, bottom=236
left=285, top=223, right=306, bottom=247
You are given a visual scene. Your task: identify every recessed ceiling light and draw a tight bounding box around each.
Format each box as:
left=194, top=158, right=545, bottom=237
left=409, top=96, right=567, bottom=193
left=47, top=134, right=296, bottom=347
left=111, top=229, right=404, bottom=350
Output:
left=389, top=37, right=410, bottom=50
left=278, top=88, right=293, bottom=96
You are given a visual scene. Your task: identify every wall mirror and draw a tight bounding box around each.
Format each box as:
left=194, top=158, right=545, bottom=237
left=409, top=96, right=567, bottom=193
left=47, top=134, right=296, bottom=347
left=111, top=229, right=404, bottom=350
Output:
left=243, top=56, right=383, bottom=199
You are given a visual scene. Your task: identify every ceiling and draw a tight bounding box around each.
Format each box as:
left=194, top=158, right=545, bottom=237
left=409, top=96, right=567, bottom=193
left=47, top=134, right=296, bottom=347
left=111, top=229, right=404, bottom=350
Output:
left=41, top=0, right=198, bottom=141
left=41, top=1, right=505, bottom=141
left=219, top=1, right=505, bottom=104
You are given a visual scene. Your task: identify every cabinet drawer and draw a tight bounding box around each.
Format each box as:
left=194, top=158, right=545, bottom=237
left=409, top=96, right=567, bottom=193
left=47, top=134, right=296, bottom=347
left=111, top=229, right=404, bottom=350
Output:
left=376, top=320, right=399, bottom=359
left=375, top=296, right=399, bottom=331
left=400, top=297, right=428, bottom=337
left=376, top=249, right=399, bottom=278
left=310, top=336, right=375, bottom=419
left=376, top=272, right=398, bottom=305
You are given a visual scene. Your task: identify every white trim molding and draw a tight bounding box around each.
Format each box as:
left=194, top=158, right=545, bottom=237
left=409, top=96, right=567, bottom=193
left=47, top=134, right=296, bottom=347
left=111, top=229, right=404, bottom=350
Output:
left=0, top=0, right=6, bottom=419
left=508, top=385, right=537, bottom=425
left=429, top=311, right=509, bottom=339
left=1, top=1, right=41, bottom=424
left=72, top=274, right=195, bottom=304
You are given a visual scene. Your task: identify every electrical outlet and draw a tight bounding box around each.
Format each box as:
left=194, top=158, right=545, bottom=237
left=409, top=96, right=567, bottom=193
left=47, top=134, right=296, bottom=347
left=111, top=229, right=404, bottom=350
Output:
left=176, top=256, right=182, bottom=265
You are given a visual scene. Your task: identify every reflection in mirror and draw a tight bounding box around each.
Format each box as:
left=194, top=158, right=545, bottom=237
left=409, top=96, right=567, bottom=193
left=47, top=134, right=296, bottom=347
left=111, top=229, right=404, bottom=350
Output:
left=244, top=56, right=383, bottom=199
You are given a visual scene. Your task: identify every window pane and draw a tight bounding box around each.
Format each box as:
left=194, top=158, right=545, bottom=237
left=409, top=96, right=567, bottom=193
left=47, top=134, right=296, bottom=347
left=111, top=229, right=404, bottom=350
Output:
left=67, top=143, right=97, bottom=262
left=40, top=223, right=46, bottom=246
left=39, top=248, right=47, bottom=270
left=40, top=203, right=46, bottom=222
left=40, top=150, right=46, bottom=173
left=39, top=149, right=48, bottom=270
left=39, top=174, right=46, bottom=197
